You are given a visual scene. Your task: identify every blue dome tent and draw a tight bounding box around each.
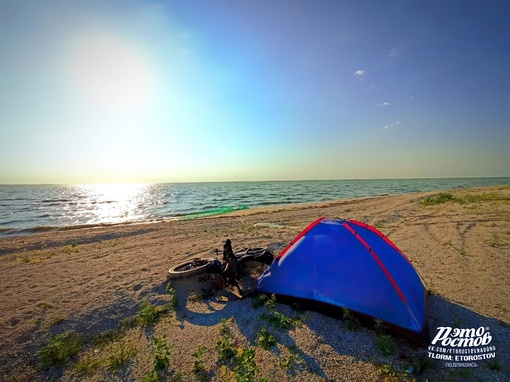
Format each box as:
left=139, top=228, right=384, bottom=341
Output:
left=256, top=217, right=429, bottom=342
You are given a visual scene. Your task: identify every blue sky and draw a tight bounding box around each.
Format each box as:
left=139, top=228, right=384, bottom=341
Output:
left=1, top=0, right=509, bottom=184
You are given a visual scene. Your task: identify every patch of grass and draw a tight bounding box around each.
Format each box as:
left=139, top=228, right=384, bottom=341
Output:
left=220, top=346, right=260, bottom=382
left=187, top=289, right=215, bottom=303
left=260, top=310, right=297, bottom=329
left=142, top=337, right=174, bottom=382
left=14, top=250, right=59, bottom=264
left=40, top=302, right=54, bottom=311
left=457, top=192, right=509, bottom=204
left=219, top=317, right=232, bottom=335
left=142, top=370, right=160, bottom=382
left=74, top=355, right=103, bottom=375
left=233, top=347, right=257, bottom=382
left=14, top=252, right=31, bottom=264
left=243, top=225, right=255, bottom=232
left=487, top=234, right=503, bottom=248
left=251, top=294, right=268, bottom=309
left=106, top=339, right=137, bottom=371
left=342, top=307, right=359, bottom=331
left=169, top=372, right=184, bottom=382
left=419, top=193, right=455, bottom=206
left=487, top=358, right=502, bottom=371
left=375, top=334, right=397, bottom=356
left=136, top=299, right=173, bottom=326
left=119, top=316, right=139, bottom=331
left=152, top=337, right=172, bottom=371
left=420, top=191, right=510, bottom=207
left=37, top=331, right=86, bottom=368
left=264, top=294, right=277, bottom=311
left=278, top=345, right=304, bottom=372
left=187, top=292, right=203, bottom=303
left=216, top=317, right=238, bottom=364
left=93, top=317, right=137, bottom=347
left=167, top=286, right=178, bottom=309
left=48, top=316, right=66, bottom=327
left=373, top=319, right=387, bottom=335
left=256, top=326, right=276, bottom=350
left=45, top=252, right=56, bottom=259
left=216, top=316, right=261, bottom=381
left=192, top=345, right=209, bottom=382
left=64, top=243, right=77, bottom=254
left=259, top=295, right=301, bottom=329
left=137, top=299, right=159, bottom=326
left=379, top=363, right=414, bottom=382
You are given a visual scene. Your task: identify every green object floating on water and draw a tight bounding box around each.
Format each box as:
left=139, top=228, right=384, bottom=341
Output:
left=182, top=205, right=249, bottom=220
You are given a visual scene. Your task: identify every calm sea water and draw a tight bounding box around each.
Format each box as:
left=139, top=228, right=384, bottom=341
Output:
left=0, top=178, right=509, bottom=236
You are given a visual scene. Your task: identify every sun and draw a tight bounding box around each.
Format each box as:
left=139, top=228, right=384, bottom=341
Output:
left=66, top=33, right=154, bottom=111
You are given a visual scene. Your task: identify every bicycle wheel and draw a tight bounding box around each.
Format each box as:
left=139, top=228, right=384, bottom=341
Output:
left=167, top=258, right=215, bottom=280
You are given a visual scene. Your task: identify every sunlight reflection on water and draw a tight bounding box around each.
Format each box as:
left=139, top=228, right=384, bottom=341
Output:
left=71, top=183, right=155, bottom=225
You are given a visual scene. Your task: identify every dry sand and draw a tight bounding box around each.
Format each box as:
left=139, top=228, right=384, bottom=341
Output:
left=0, top=185, right=509, bottom=381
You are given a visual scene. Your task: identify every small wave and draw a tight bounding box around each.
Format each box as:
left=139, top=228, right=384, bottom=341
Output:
left=0, top=225, right=58, bottom=237
left=181, top=205, right=249, bottom=220
left=41, top=198, right=73, bottom=203
left=0, top=219, right=27, bottom=226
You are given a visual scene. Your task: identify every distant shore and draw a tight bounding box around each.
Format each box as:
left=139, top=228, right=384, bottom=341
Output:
left=0, top=185, right=509, bottom=381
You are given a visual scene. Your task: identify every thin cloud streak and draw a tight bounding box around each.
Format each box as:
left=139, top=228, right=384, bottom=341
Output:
left=387, top=47, right=399, bottom=57
left=383, top=121, right=400, bottom=131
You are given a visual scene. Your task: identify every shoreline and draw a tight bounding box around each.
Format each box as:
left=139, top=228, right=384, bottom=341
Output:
left=0, top=185, right=509, bottom=381
left=0, top=194, right=411, bottom=238
left=2, top=179, right=510, bottom=238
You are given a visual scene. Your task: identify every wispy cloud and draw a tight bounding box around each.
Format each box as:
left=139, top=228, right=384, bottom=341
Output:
left=375, top=102, right=391, bottom=108
left=383, top=121, right=400, bottom=131
left=387, top=48, right=399, bottom=57
left=353, top=69, right=365, bottom=76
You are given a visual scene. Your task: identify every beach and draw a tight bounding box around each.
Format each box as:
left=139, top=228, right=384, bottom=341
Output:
left=0, top=185, right=509, bottom=381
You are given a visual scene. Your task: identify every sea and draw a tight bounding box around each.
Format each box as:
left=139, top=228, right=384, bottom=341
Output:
left=0, top=178, right=509, bottom=237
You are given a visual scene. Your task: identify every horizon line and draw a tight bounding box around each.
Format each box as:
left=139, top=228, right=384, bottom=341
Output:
left=2, top=175, right=510, bottom=187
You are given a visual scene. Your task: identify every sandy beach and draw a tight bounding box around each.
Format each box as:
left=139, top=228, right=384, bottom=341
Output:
left=0, top=185, right=509, bottom=381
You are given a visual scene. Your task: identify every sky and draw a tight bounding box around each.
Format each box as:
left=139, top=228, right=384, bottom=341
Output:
left=1, top=0, right=509, bottom=184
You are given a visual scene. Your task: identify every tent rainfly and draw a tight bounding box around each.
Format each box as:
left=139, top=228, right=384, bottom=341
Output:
left=255, top=217, right=429, bottom=343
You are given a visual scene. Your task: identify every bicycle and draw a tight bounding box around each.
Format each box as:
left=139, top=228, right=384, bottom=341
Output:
left=167, top=239, right=274, bottom=295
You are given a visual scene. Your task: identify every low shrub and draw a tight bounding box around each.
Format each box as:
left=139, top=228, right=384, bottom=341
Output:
left=256, top=326, right=276, bottom=349
left=419, top=193, right=454, bottom=205
left=375, top=334, right=397, bottom=356
left=107, top=339, right=137, bottom=370
left=38, top=331, right=86, bottom=368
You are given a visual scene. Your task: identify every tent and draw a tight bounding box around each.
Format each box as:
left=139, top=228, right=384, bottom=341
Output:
left=255, top=217, right=429, bottom=342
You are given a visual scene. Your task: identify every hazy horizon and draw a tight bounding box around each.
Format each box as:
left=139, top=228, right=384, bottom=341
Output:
left=1, top=1, right=509, bottom=184
left=2, top=176, right=509, bottom=187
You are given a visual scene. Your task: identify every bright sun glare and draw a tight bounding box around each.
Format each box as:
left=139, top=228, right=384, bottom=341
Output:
left=67, top=34, right=153, bottom=111
left=78, top=183, right=150, bottom=223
